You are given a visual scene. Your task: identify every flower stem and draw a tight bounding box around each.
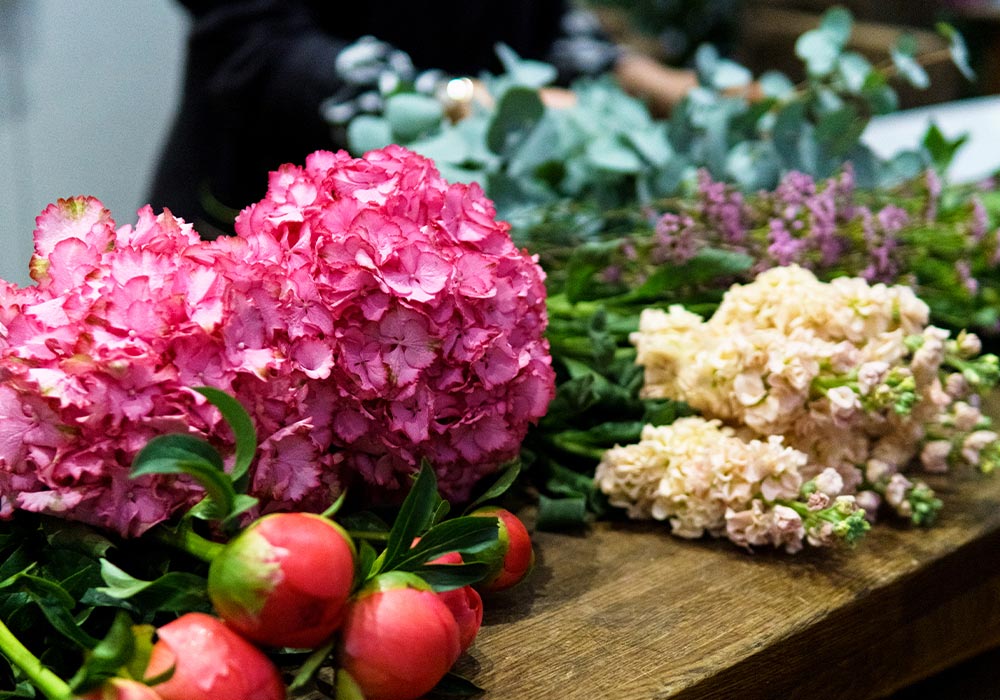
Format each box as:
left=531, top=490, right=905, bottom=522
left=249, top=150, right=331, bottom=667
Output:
left=0, top=619, right=74, bottom=700
left=153, top=523, right=225, bottom=562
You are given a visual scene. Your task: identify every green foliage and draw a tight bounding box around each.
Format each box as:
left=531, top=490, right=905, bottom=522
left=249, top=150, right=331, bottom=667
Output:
left=341, top=8, right=973, bottom=224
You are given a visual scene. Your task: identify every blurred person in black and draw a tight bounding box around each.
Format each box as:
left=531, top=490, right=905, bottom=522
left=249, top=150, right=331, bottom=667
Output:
left=149, top=0, right=699, bottom=235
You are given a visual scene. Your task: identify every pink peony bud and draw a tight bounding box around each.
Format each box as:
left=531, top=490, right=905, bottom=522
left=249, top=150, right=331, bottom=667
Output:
left=469, top=507, right=534, bottom=591
left=208, top=513, right=355, bottom=648
left=144, top=613, right=285, bottom=700
left=426, top=550, right=483, bottom=652
left=339, top=572, right=461, bottom=700
left=80, top=679, right=163, bottom=700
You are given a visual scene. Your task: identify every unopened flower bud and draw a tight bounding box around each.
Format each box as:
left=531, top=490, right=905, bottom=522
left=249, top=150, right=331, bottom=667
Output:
left=144, top=613, right=285, bottom=700
left=469, top=507, right=534, bottom=591
left=208, top=512, right=355, bottom=649
left=340, top=572, right=462, bottom=700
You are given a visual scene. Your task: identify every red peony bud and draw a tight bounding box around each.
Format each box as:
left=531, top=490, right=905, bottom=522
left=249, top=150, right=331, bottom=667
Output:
left=207, top=512, right=355, bottom=648
left=425, top=550, right=483, bottom=652
left=80, top=678, right=163, bottom=700
left=144, top=613, right=285, bottom=700
left=339, top=572, right=461, bottom=700
left=436, top=583, right=483, bottom=652
left=469, top=507, right=534, bottom=591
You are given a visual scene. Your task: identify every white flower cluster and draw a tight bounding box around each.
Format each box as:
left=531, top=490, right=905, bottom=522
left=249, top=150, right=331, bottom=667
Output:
left=598, top=265, right=999, bottom=551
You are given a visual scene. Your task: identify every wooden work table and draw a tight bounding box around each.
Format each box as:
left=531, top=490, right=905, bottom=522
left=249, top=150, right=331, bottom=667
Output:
left=464, top=394, right=1000, bottom=699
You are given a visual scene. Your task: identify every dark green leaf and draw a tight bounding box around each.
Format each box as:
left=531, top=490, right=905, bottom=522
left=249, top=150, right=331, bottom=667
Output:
left=393, top=517, right=499, bottom=572
left=414, top=562, right=492, bottom=592
left=194, top=387, right=257, bottom=489
left=287, top=638, right=337, bottom=693
left=922, top=122, right=968, bottom=174
left=486, top=87, right=545, bottom=155
left=465, top=460, right=521, bottom=512
left=132, top=434, right=235, bottom=521
left=67, top=612, right=135, bottom=693
left=377, top=462, right=439, bottom=573
left=18, top=575, right=98, bottom=649
left=536, top=496, right=589, bottom=531
left=94, top=560, right=208, bottom=614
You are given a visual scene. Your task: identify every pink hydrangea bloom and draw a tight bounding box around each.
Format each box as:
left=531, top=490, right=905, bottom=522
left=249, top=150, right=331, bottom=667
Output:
left=0, top=147, right=555, bottom=536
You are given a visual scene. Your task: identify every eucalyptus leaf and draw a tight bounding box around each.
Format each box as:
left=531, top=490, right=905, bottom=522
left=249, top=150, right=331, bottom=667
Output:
left=494, top=43, right=557, bottom=88
left=795, top=29, right=839, bottom=77
left=384, top=93, right=445, bottom=141
left=890, top=34, right=930, bottom=89
left=818, top=6, right=853, bottom=47
left=486, top=86, right=545, bottom=155
left=346, top=115, right=394, bottom=155
left=837, top=52, right=872, bottom=94
left=759, top=70, right=795, bottom=99
left=937, top=22, right=975, bottom=81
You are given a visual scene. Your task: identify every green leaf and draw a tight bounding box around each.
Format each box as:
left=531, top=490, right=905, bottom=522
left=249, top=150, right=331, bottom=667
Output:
left=411, top=127, right=471, bottom=165
left=837, top=52, right=872, bottom=94
left=922, top=122, right=968, bottom=173
left=15, top=574, right=98, bottom=649
left=495, top=43, right=557, bottom=88
left=384, top=93, right=445, bottom=142
left=819, top=6, right=853, bottom=47
left=465, top=460, right=521, bottom=513
left=193, top=387, right=257, bottom=489
left=814, top=104, right=865, bottom=157
left=393, top=517, right=499, bottom=573
left=612, top=248, right=754, bottom=303
left=287, top=638, right=337, bottom=693
left=94, top=559, right=208, bottom=613
left=891, top=34, right=929, bottom=89
left=347, top=115, right=394, bottom=155
left=536, top=495, right=588, bottom=530
left=796, top=29, right=840, bottom=76
left=486, top=86, right=545, bottom=155
left=0, top=681, right=37, bottom=698
left=132, top=434, right=235, bottom=521
left=937, top=22, right=975, bottom=81
left=413, top=562, right=492, bottom=592
left=67, top=612, right=135, bottom=693
left=377, top=462, right=440, bottom=573
left=759, top=70, right=795, bottom=99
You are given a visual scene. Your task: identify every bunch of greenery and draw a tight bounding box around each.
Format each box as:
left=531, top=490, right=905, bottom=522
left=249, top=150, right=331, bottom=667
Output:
left=342, top=7, right=974, bottom=224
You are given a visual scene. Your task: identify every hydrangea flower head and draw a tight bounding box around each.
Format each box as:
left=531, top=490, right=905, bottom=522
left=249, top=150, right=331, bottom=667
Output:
left=0, top=148, right=555, bottom=535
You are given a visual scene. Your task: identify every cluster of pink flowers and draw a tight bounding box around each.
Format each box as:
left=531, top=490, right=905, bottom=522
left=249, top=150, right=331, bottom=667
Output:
left=0, top=146, right=554, bottom=536
left=598, top=266, right=999, bottom=552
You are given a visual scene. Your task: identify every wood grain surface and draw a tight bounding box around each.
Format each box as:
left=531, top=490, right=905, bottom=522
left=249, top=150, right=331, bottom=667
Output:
left=460, top=393, right=1000, bottom=700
